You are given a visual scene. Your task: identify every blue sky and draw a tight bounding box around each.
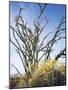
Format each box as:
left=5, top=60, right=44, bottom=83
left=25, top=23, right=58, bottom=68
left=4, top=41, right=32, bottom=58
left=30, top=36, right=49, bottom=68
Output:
left=10, top=1, right=66, bottom=75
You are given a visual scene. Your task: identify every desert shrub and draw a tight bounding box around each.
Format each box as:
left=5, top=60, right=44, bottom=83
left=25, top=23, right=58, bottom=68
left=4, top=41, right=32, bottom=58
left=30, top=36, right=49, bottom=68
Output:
left=10, top=74, right=29, bottom=89
left=10, top=75, right=20, bottom=89
left=10, top=60, right=66, bottom=88
left=17, top=75, right=30, bottom=88
left=29, top=60, right=66, bottom=87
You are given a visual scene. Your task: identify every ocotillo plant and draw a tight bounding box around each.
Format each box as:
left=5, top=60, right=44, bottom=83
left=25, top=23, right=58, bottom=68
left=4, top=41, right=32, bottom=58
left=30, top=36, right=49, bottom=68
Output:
left=10, top=4, right=66, bottom=77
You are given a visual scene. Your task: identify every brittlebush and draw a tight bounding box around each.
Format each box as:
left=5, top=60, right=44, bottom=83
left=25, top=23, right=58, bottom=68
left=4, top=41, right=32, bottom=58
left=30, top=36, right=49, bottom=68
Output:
left=29, top=60, right=66, bottom=87
left=10, top=60, right=66, bottom=88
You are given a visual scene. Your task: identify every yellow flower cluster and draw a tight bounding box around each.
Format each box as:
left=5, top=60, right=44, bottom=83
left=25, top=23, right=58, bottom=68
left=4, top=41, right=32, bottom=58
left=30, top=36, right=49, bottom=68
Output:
left=37, top=60, right=57, bottom=75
